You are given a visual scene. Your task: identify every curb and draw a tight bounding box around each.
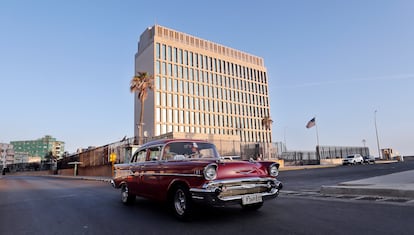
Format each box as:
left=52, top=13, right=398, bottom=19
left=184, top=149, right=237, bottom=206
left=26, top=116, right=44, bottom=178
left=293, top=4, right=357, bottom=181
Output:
left=41, top=174, right=112, bottom=183
left=280, top=164, right=339, bottom=171
left=320, top=185, right=414, bottom=199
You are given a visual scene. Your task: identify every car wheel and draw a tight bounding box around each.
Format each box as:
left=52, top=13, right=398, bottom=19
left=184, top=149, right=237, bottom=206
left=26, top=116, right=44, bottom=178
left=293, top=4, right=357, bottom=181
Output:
left=121, top=184, right=135, bottom=205
left=171, top=185, right=192, bottom=220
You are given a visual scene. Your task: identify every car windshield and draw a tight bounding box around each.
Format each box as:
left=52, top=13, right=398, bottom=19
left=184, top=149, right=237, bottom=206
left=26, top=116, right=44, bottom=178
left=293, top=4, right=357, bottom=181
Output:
left=163, top=141, right=219, bottom=160
left=346, top=156, right=354, bottom=158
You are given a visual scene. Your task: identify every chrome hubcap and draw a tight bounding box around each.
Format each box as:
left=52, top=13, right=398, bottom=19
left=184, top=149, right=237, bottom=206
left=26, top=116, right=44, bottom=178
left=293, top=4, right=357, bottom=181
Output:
left=174, top=189, right=186, bottom=215
left=122, top=186, right=128, bottom=202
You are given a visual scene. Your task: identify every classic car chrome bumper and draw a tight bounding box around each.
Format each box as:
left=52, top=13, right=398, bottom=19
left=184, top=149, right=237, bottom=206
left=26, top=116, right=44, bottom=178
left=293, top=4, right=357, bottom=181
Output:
left=189, top=177, right=283, bottom=206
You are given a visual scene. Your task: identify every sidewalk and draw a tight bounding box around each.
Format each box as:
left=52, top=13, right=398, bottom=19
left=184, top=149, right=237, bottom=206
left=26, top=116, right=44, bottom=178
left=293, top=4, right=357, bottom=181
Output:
left=320, top=169, right=414, bottom=199
left=280, top=160, right=414, bottom=199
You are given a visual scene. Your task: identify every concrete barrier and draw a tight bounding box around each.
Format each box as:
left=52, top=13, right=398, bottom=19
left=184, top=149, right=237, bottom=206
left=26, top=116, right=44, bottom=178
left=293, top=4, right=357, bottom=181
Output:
left=320, top=159, right=343, bottom=165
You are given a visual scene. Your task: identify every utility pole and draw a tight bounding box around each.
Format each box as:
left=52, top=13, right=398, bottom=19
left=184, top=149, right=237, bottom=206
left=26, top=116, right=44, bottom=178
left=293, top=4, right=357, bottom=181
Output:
left=374, top=110, right=381, bottom=159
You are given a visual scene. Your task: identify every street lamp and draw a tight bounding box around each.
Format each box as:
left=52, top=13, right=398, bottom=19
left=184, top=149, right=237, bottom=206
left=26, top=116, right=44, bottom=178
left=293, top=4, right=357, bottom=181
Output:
left=374, top=110, right=381, bottom=159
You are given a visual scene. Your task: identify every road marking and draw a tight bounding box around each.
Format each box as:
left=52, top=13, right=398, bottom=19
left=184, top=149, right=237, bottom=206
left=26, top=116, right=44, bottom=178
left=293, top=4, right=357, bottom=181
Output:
left=280, top=190, right=414, bottom=206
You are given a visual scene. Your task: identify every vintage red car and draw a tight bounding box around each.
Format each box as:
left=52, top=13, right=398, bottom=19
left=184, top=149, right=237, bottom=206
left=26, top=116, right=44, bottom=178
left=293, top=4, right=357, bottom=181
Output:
left=111, top=139, right=282, bottom=219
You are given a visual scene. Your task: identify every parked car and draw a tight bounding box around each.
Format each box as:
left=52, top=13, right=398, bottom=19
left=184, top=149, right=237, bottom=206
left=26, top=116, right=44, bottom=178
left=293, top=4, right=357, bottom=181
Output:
left=342, top=154, right=364, bottom=165
left=363, top=155, right=376, bottom=164
left=111, top=139, right=283, bottom=220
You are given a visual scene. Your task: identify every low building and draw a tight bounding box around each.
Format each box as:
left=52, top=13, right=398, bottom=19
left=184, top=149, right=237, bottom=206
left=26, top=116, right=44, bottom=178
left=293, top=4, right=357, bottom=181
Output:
left=10, top=135, right=65, bottom=160
left=1, top=143, right=14, bottom=168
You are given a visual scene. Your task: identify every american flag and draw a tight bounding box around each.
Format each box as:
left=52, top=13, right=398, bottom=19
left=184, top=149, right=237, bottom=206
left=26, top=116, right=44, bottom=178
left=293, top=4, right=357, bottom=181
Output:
left=306, top=118, right=316, bottom=128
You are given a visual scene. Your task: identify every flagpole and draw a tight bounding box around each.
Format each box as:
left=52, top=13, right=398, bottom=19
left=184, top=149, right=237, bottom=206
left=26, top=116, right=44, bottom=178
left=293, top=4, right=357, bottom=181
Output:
left=306, top=117, right=320, bottom=161
left=315, top=122, right=320, bottom=147
left=315, top=118, right=320, bottom=162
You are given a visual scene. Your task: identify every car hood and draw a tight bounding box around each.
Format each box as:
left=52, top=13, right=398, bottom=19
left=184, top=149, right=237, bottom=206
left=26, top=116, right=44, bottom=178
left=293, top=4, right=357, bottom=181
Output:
left=216, top=160, right=272, bottom=179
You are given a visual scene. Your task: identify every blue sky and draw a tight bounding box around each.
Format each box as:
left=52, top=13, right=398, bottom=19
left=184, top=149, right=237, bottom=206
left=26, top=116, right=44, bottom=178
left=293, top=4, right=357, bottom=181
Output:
left=1, top=0, right=413, bottom=156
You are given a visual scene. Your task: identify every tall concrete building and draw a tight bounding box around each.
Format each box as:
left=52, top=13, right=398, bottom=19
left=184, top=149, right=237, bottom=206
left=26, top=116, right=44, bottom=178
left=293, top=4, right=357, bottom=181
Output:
left=134, top=25, right=273, bottom=157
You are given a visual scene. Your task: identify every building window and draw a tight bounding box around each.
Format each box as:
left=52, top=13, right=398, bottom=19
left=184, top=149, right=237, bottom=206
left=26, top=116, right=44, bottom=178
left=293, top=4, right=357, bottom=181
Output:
left=167, top=93, right=172, bottom=107
left=189, top=82, right=193, bottom=95
left=173, top=65, right=177, bottom=77
left=185, top=111, right=189, bottom=124
left=155, top=91, right=160, bottom=106
left=184, top=96, right=189, bottom=109
left=162, top=62, right=166, bottom=75
left=183, top=50, right=188, bottom=65
left=156, top=108, right=160, bottom=122
left=189, top=68, right=193, bottom=80
left=168, top=63, right=172, bottom=76
left=178, top=49, right=183, bottom=64
left=168, top=46, right=172, bottom=62
left=199, top=84, right=203, bottom=97
left=156, top=43, right=160, bottom=59
left=184, top=81, right=189, bottom=94
left=189, top=52, right=193, bottom=67
left=173, top=94, right=178, bottom=107
left=156, top=61, right=160, bottom=75
left=173, top=109, right=178, bottom=123
left=178, top=66, right=183, bottom=78
left=155, top=76, right=160, bottom=90
left=162, top=44, right=166, bottom=61
left=161, top=93, right=166, bottom=106
left=161, top=77, right=166, bottom=91
left=162, top=108, right=166, bottom=122
left=168, top=108, right=172, bottom=123
left=179, top=95, right=184, bottom=109
left=173, top=79, right=178, bottom=92
left=173, top=47, right=177, bottom=63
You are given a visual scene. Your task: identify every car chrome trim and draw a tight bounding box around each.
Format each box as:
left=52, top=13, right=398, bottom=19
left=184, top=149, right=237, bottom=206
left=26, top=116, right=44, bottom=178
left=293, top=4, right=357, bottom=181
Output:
left=207, top=177, right=279, bottom=185
left=218, top=189, right=279, bottom=201
left=190, top=177, right=281, bottom=193
left=140, top=172, right=203, bottom=177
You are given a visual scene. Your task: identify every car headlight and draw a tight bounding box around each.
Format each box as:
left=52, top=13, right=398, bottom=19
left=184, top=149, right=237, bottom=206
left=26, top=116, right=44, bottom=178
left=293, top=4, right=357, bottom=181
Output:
left=204, top=163, right=217, bottom=180
left=268, top=163, right=279, bottom=177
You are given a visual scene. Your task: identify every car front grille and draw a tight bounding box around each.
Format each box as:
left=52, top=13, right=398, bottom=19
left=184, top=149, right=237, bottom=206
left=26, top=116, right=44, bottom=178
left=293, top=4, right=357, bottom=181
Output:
left=219, top=183, right=269, bottom=198
left=210, top=179, right=275, bottom=198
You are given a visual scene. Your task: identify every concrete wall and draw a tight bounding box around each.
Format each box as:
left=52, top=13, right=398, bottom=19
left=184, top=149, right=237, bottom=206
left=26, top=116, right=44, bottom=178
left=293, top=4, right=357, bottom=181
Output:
left=78, top=165, right=112, bottom=177
left=58, top=165, right=112, bottom=177
left=320, top=158, right=343, bottom=165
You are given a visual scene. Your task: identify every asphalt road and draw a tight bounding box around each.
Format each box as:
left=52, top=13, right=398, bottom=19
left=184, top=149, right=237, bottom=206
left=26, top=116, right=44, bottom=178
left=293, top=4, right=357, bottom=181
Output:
left=278, top=160, right=414, bottom=192
left=1, top=162, right=413, bottom=235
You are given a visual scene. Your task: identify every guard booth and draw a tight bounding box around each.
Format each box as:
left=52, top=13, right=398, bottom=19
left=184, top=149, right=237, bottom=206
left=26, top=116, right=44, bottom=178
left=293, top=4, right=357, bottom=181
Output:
left=382, top=148, right=403, bottom=161
left=382, top=148, right=393, bottom=160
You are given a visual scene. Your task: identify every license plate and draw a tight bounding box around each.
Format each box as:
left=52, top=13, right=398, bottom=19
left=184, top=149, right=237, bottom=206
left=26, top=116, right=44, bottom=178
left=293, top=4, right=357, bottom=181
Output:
left=242, top=194, right=263, bottom=205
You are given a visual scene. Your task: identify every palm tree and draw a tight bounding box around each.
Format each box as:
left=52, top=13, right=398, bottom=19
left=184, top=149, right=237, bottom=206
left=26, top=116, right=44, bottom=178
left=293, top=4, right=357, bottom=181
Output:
left=130, top=72, right=154, bottom=145
left=261, top=116, right=273, bottom=130
left=261, top=116, right=274, bottom=160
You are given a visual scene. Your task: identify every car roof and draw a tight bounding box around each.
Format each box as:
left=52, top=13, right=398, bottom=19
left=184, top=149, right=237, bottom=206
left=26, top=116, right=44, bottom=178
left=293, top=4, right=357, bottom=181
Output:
left=139, top=139, right=208, bottom=148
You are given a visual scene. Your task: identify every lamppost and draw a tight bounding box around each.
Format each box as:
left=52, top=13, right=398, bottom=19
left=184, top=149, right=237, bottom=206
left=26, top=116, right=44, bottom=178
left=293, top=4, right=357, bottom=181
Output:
left=374, top=110, right=381, bottom=159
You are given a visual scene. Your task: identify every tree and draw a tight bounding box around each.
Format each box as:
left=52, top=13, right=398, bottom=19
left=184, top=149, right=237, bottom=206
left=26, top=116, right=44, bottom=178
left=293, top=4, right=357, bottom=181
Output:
left=261, top=116, right=273, bottom=130
left=44, top=151, right=55, bottom=162
left=130, top=72, right=154, bottom=145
